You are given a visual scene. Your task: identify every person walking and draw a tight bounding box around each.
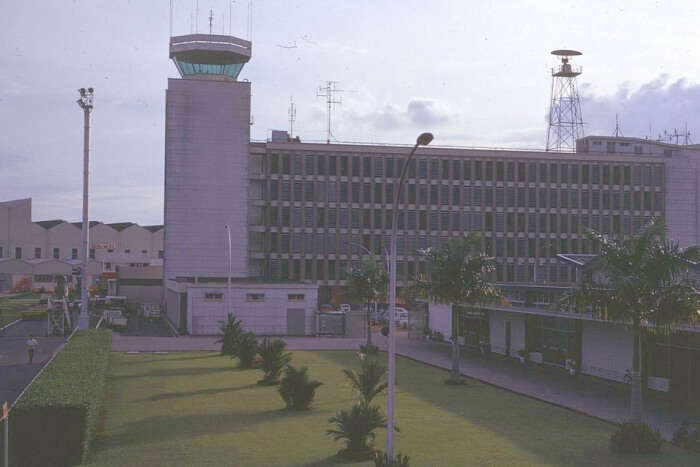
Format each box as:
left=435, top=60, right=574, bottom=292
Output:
left=26, top=334, right=38, bottom=364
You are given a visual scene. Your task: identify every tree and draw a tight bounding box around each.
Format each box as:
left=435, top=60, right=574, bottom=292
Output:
left=563, top=219, right=700, bottom=423
left=327, top=404, right=389, bottom=459
left=278, top=365, right=323, bottom=410
left=414, top=233, right=501, bottom=383
left=346, top=256, right=388, bottom=349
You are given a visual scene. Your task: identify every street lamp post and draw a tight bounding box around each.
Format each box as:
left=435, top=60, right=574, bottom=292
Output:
left=225, top=225, right=232, bottom=316
left=76, top=88, right=94, bottom=331
left=387, top=132, right=433, bottom=457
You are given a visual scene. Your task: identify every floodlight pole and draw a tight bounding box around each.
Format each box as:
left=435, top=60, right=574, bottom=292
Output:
left=387, top=132, right=433, bottom=457
left=76, top=88, right=94, bottom=331
left=225, top=225, right=232, bottom=316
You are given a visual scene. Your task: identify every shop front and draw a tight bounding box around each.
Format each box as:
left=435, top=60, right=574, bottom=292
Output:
left=455, top=306, right=490, bottom=351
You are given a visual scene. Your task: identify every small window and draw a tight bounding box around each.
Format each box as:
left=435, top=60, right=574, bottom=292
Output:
left=35, top=247, right=42, bottom=258
left=634, top=146, right=643, bottom=154
left=107, top=249, right=114, bottom=253
left=142, top=250, right=147, bottom=254
left=53, top=248, right=60, bottom=259
left=105, top=262, right=112, bottom=271
left=205, top=292, right=223, bottom=301
left=0, top=246, right=3, bottom=258
left=15, top=247, right=22, bottom=259
left=89, top=249, right=95, bottom=259
left=125, top=249, right=131, bottom=254
left=71, top=248, right=78, bottom=260
left=158, top=250, right=164, bottom=259
left=288, top=294, right=305, bottom=301
left=246, top=293, right=265, bottom=302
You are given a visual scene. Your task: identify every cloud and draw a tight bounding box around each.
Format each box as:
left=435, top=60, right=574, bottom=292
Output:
left=581, top=76, right=700, bottom=141
left=350, top=97, right=452, bottom=132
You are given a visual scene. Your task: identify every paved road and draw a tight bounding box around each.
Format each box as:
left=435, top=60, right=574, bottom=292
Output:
left=110, top=330, right=698, bottom=440
left=0, top=320, right=66, bottom=406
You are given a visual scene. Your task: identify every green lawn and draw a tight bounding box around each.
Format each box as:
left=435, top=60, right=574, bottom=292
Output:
left=86, top=351, right=700, bottom=466
left=0, top=293, right=41, bottom=326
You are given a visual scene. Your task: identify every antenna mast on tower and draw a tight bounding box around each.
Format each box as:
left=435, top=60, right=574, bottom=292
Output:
left=288, top=97, right=297, bottom=136
left=546, top=49, right=584, bottom=152
left=317, top=81, right=344, bottom=144
left=612, top=114, right=623, bottom=137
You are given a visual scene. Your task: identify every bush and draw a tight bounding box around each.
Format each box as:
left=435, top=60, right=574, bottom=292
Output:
left=673, top=421, right=700, bottom=452
left=343, top=354, right=388, bottom=408
left=5, top=330, right=112, bottom=467
left=22, top=310, right=48, bottom=320
left=610, top=422, right=663, bottom=454
left=257, top=338, right=292, bottom=385
left=374, top=451, right=410, bottom=467
left=327, top=404, right=389, bottom=460
left=360, top=344, right=379, bottom=355
left=236, top=331, right=259, bottom=368
left=216, top=313, right=243, bottom=356
left=278, top=365, right=323, bottom=410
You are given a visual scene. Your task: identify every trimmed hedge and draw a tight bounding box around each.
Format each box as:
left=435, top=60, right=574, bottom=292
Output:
left=8, top=329, right=112, bottom=467
left=21, top=310, right=48, bottom=320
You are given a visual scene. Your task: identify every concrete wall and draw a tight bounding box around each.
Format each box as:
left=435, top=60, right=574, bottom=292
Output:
left=489, top=310, right=526, bottom=357
left=665, top=148, right=700, bottom=248
left=186, top=283, right=318, bottom=335
left=581, top=320, right=633, bottom=382
left=163, top=78, right=251, bottom=281
left=116, top=265, right=163, bottom=308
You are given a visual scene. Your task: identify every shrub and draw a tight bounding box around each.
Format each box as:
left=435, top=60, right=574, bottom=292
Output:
left=257, top=338, right=292, bottom=385
left=374, top=451, right=410, bottom=467
left=360, top=344, right=379, bottom=355
left=215, top=313, right=243, bottom=356
left=6, top=330, right=112, bottom=467
left=327, top=404, right=389, bottom=460
left=673, top=421, right=700, bottom=452
left=343, top=354, right=388, bottom=408
left=610, top=422, right=663, bottom=454
left=278, top=365, right=323, bottom=410
left=12, top=277, right=32, bottom=293
left=236, top=331, right=259, bottom=368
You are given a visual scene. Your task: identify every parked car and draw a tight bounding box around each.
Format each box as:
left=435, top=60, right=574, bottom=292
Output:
left=104, top=309, right=128, bottom=329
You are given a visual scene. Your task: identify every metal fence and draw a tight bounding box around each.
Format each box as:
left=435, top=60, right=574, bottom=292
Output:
left=317, top=311, right=368, bottom=338
left=408, top=309, right=426, bottom=340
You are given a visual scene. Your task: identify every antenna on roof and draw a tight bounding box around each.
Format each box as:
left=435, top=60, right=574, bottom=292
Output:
left=317, top=81, right=344, bottom=144
left=288, top=96, right=297, bottom=136
left=229, top=1, right=234, bottom=35
left=195, top=0, right=199, bottom=33
left=612, top=114, right=623, bottom=137
left=208, top=9, right=214, bottom=35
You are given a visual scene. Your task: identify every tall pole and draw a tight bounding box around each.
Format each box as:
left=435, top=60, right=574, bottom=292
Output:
left=225, top=225, right=232, bottom=316
left=387, top=132, right=433, bottom=457
left=77, top=88, right=94, bottom=331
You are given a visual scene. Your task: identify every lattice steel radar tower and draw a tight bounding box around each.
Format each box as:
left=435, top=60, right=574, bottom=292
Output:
left=546, top=49, right=584, bottom=152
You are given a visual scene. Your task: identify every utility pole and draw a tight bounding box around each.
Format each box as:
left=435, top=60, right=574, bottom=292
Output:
left=76, top=88, right=94, bottom=331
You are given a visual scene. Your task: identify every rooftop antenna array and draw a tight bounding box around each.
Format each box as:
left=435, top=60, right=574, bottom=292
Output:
left=317, top=81, right=344, bottom=144
left=288, top=96, right=297, bottom=136
left=546, top=49, right=584, bottom=152
left=612, top=114, right=623, bottom=137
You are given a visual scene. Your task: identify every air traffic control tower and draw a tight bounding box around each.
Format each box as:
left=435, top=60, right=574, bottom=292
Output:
left=164, top=34, right=252, bottom=283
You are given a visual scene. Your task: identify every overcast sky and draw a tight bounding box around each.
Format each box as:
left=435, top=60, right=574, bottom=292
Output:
left=1, top=0, right=699, bottom=225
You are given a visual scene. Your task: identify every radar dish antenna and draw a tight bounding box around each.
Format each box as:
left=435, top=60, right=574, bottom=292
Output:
left=546, top=49, right=584, bottom=152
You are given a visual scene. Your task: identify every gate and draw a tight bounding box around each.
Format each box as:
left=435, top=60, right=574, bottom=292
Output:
left=408, top=308, right=426, bottom=340
left=316, top=311, right=367, bottom=337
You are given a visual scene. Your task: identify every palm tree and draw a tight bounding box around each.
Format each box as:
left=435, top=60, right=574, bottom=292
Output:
left=257, top=338, right=292, bottom=385
left=342, top=354, right=388, bottom=408
left=215, top=313, right=243, bottom=356
left=415, top=233, right=501, bottom=383
left=346, top=256, right=388, bottom=348
left=565, top=219, right=699, bottom=423
left=327, top=404, right=389, bottom=459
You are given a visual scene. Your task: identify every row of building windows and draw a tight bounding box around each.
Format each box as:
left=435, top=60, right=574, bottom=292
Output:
left=203, top=292, right=305, bottom=302
left=266, top=153, right=664, bottom=186
left=0, top=247, right=164, bottom=260
left=258, top=231, right=607, bottom=258
left=265, top=181, right=663, bottom=210
left=262, top=206, right=659, bottom=234
left=263, top=257, right=576, bottom=284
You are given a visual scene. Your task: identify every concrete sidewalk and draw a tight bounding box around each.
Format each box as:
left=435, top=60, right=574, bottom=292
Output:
left=0, top=320, right=66, bottom=406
